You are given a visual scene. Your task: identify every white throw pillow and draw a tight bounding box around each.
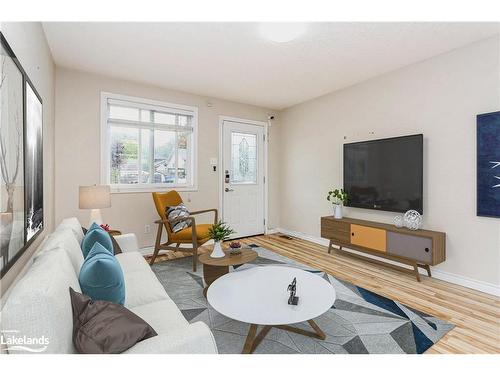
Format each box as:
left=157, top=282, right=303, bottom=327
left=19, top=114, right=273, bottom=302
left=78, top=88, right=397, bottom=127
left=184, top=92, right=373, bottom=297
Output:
left=1, top=248, right=80, bottom=354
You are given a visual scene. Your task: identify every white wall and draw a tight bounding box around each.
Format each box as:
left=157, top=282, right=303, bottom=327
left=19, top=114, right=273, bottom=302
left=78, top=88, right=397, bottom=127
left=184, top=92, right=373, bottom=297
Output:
left=279, top=36, right=500, bottom=289
left=0, top=23, right=56, bottom=293
left=54, top=68, right=280, bottom=247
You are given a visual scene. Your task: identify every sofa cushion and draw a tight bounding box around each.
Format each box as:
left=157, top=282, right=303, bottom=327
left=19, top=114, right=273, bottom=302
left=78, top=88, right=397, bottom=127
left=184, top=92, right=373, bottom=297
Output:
left=70, top=288, right=157, bottom=354
left=81, top=227, right=113, bottom=258
left=1, top=248, right=80, bottom=354
left=116, top=251, right=156, bottom=275
left=57, top=217, right=84, bottom=244
left=170, top=223, right=211, bottom=241
left=37, top=227, right=84, bottom=274
left=113, top=233, right=139, bottom=253
left=123, top=269, right=170, bottom=308
left=114, top=252, right=171, bottom=307
left=129, top=299, right=188, bottom=334
left=79, top=243, right=125, bottom=305
left=123, top=322, right=218, bottom=354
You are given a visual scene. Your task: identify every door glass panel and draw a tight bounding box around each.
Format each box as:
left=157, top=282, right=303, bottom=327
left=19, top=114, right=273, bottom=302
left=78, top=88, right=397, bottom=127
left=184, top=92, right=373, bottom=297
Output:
left=231, top=132, right=257, bottom=184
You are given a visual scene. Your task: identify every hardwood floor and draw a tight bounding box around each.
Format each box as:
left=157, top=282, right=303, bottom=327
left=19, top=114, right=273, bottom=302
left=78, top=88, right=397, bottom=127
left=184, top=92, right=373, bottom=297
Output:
left=146, top=233, right=500, bottom=354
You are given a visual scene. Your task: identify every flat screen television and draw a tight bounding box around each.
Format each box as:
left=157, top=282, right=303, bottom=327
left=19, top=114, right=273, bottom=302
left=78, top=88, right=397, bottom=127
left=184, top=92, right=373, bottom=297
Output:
left=343, top=134, right=423, bottom=214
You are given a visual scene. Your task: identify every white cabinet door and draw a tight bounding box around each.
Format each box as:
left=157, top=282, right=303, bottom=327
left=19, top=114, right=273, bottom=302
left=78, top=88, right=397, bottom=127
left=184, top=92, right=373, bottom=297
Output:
left=222, top=120, right=265, bottom=238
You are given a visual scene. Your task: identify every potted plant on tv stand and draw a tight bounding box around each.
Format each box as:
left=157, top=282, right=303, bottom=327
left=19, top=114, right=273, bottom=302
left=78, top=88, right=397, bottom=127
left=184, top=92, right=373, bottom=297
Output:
left=208, top=221, right=236, bottom=258
left=327, top=188, right=348, bottom=219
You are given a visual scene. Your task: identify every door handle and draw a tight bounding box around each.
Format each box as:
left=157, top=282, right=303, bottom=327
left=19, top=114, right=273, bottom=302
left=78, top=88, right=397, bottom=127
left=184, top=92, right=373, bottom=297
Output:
left=225, top=188, right=234, bottom=192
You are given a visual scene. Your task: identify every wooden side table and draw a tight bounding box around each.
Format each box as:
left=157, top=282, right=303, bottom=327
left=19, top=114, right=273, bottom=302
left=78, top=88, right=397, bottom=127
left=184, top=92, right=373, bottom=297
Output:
left=198, top=248, right=258, bottom=297
left=107, top=230, right=122, bottom=236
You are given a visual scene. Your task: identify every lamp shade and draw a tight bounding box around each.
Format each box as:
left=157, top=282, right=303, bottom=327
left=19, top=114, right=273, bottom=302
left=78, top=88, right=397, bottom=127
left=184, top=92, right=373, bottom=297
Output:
left=79, top=185, right=111, bottom=209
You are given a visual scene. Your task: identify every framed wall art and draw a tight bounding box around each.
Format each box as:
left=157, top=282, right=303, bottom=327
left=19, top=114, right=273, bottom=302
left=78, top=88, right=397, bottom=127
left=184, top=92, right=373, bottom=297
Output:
left=0, top=32, right=44, bottom=277
left=25, top=80, right=43, bottom=242
left=477, top=111, right=500, bottom=218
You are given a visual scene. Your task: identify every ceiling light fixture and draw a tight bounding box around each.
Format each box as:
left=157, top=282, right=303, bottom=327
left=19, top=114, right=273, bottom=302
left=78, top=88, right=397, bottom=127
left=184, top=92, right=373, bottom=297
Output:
left=259, top=23, right=307, bottom=43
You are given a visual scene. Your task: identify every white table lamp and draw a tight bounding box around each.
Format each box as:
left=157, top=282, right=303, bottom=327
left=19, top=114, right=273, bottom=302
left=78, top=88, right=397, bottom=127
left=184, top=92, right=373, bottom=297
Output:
left=79, top=185, right=111, bottom=227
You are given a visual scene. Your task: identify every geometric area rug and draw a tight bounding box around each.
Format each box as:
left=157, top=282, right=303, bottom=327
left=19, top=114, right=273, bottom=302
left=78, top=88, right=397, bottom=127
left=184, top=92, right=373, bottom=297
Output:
left=151, top=245, right=454, bottom=354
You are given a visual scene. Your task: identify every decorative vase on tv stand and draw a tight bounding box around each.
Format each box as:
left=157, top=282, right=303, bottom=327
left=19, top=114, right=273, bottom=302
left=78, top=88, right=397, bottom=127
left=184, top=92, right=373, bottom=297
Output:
left=327, top=188, right=348, bottom=220
left=333, top=204, right=343, bottom=219
left=208, top=221, right=235, bottom=258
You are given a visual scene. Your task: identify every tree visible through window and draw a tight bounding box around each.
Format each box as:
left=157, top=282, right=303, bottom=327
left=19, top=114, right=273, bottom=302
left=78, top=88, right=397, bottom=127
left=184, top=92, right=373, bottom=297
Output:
left=103, top=94, right=196, bottom=189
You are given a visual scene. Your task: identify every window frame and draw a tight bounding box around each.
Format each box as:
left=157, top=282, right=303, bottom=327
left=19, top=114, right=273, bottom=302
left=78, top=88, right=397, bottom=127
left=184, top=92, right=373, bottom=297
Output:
left=100, top=92, right=198, bottom=193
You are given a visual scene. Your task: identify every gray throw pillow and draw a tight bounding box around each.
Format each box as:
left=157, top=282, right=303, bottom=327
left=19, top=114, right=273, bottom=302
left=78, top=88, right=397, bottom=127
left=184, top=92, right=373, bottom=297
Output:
left=70, top=287, right=157, bottom=354
left=165, top=203, right=192, bottom=233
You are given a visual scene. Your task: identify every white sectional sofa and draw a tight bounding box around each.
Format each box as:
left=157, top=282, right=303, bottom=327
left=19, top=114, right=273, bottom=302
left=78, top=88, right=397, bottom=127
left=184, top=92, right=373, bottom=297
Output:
left=0, top=217, right=218, bottom=354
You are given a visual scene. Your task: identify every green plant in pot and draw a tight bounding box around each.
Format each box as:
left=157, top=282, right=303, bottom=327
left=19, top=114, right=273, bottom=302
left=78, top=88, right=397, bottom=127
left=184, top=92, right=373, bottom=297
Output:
left=327, top=188, right=348, bottom=219
left=208, top=220, right=236, bottom=258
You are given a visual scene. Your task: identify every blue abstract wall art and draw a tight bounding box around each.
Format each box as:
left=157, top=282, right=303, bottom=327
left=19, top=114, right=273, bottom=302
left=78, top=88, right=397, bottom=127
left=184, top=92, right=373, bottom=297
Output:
left=477, top=111, right=500, bottom=218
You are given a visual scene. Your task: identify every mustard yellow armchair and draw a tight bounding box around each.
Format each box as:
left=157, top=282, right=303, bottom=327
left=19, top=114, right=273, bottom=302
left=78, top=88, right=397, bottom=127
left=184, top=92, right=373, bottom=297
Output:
left=150, top=190, right=218, bottom=271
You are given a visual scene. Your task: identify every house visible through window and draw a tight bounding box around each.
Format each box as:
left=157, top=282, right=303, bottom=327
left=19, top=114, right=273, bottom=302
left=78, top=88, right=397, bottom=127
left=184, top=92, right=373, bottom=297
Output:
left=102, top=93, right=197, bottom=191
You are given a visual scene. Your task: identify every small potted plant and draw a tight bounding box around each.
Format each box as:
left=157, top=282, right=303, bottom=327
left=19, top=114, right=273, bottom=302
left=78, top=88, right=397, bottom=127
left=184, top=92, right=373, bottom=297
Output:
left=100, top=223, right=110, bottom=232
left=208, top=221, right=236, bottom=258
left=229, top=241, right=242, bottom=255
left=327, top=188, right=348, bottom=219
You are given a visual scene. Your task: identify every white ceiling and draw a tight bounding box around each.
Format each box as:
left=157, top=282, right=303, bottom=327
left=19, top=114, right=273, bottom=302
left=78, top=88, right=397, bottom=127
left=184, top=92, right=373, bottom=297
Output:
left=43, top=22, right=499, bottom=110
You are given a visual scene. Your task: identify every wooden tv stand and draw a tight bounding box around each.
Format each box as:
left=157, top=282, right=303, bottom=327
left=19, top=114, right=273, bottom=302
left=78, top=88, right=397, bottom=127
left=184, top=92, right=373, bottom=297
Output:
left=320, top=216, right=445, bottom=281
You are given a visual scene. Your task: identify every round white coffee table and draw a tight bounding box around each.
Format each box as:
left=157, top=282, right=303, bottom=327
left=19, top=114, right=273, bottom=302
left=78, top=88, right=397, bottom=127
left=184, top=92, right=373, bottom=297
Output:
left=207, top=265, right=336, bottom=354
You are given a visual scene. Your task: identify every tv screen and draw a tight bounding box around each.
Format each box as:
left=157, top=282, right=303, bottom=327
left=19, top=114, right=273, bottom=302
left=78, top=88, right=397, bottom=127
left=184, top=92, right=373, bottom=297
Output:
left=343, top=134, right=423, bottom=214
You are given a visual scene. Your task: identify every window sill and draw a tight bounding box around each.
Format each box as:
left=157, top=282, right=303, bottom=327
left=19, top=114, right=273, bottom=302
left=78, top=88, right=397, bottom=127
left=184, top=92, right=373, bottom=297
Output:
left=110, top=185, right=198, bottom=194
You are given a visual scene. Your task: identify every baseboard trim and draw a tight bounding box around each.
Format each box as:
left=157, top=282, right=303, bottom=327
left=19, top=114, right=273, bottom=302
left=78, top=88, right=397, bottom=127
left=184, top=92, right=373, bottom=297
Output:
left=265, top=228, right=279, bottom=235
left=429, top=270, right=500, bottom=297
left=275, top=227, right=500, bottom=297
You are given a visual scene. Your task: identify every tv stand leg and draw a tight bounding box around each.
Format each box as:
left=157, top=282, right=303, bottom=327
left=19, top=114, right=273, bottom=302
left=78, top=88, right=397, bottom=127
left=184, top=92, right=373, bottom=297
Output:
left=421, top=264, right=431, bottom=277
left=328, top=240, right=333, bottom=254
left=413, top=263, right=421, bottom=282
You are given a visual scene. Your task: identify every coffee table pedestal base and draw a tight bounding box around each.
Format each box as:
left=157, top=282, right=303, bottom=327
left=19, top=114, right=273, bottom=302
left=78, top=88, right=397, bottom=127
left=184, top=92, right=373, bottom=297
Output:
left=242, top=319, right=326, bottom=354
left=202, top=263, right=229, bottom=297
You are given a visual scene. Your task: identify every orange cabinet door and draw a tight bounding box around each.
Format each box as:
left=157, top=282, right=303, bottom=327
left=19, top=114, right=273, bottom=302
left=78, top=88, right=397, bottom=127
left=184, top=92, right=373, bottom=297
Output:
left=350, top=224, right=387, bottom=252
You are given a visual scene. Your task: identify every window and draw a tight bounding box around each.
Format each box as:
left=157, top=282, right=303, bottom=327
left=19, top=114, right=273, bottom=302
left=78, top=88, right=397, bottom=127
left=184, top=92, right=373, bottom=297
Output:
left=101, top=93, right=197, bottom=192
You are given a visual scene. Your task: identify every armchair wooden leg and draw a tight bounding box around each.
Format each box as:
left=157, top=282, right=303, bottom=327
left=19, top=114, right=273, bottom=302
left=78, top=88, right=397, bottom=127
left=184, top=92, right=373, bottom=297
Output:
left=191, top=222, right=199, bottom=272
left=150, top=223, right=163, bottom=266
left=192, top=244, right=198, bottom=272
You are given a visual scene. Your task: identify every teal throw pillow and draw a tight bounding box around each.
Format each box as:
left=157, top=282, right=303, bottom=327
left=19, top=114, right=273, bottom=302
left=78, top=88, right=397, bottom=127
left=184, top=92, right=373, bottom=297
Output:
left=88, top=222, right=101, bottom=232
left=81, top=225, right=113, bottom=258
left=79, top=242, right=125, bottom=305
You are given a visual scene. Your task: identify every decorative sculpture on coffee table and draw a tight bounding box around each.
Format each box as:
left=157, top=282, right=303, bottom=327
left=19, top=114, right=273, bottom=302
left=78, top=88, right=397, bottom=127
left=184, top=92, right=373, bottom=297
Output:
left=287, top=277, right=299, bottom=305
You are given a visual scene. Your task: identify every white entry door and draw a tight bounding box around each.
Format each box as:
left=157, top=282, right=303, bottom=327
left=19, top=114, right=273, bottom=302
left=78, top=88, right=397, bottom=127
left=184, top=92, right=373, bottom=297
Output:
left=222, top=120, right=265, bottom=239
